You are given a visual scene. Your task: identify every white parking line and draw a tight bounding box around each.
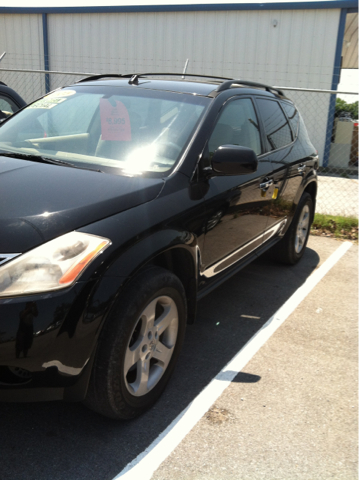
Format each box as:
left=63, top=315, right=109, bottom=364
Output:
left=113, top=241, right=353, bottom=480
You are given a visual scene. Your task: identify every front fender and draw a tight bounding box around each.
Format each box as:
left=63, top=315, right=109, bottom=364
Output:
left=104, top=228, right=198, bottom=279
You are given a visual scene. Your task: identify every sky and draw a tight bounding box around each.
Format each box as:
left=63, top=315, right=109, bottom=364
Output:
left=338, top=70, right=359, bottom=103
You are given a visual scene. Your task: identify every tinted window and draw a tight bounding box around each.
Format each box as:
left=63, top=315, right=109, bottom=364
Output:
left=208, top=98, right=261, bottom=156
left=256, top=99, right=292, bottom=151
left=281, top=101, right=300, bottom=138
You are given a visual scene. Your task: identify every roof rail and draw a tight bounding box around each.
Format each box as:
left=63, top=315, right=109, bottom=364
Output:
left=138, top=73, right=233, bottom=82
left=76, top=73, right=284, bottom=97
left=77, top=73, right=132, bottom=83
left=214, top=80, right=284, bottom=96
left=77, top=72, right=233, bottom=84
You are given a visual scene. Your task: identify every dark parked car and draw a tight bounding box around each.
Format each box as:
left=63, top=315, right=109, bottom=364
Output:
left=0, top=74, right=318, bottom=419
left=0, top=82, right=26, bottom=121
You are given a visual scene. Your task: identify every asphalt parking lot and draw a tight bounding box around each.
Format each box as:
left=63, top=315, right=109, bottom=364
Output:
left=1, top=236, right=357, bottom=480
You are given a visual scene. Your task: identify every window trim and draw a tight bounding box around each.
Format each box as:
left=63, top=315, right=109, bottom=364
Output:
left=280, top=99, right=300, bottom=140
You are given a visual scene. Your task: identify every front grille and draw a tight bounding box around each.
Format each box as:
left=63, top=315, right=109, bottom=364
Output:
left=0, top=253, right=20, bottom=267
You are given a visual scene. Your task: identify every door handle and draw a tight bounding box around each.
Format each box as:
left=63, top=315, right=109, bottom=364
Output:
left=297, top=164, right=306, bottom=173
left=259, top=179, right=274, bottom=190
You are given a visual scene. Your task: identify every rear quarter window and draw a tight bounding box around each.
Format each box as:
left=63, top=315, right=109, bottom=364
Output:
left=256, top=98, right=293, bottom=151
left=281, top=101, right=300, bottom=139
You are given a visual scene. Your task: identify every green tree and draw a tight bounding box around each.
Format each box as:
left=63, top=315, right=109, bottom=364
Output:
left=335, top=98, right=358, bottom=119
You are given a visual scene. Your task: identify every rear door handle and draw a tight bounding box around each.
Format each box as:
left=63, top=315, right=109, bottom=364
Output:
left=259, top=179, right=274, bottom=190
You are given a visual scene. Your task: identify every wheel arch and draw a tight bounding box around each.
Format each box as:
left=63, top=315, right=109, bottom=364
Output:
left=146, top=246, right=198, bottom=324
left=293, top=176, right=317, bottom=214
left=280, top=176, right=317, bottom=238
left=68, top=233, right=199, bottom=401
left=303, top=180, right=317, bottom=219
left=103, top=229, right=200, bottom=324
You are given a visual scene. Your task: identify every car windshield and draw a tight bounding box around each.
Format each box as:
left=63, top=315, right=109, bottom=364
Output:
left=0, top=85, right=209, bottom=175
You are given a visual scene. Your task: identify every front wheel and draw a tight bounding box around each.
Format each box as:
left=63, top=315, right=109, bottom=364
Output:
left=272, top=192, right=314, bottom=265
left=84, top=267, right=187, bottom=420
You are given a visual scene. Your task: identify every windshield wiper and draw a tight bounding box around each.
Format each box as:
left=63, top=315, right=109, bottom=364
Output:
left=0, top=152, right=103, bottom=173
left=1, top=152, right=73, bottom=166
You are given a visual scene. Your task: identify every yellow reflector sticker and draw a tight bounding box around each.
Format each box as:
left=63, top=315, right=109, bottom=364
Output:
left=272, top=187, right=279, bottom=200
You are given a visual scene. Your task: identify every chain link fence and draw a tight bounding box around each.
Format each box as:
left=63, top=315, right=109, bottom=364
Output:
left=278, top=87, right=358, bottom=218
left=0, top=66, right=357, bottom=218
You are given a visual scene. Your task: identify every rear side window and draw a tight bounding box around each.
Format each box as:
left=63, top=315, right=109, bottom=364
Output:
left=281, top=101, right=300, bottom=139
left=256, top=98, right=293, bottom=151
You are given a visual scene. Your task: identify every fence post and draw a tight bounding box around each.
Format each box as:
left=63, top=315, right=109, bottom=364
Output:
left=42, top=13, right=50, bottom=94
left=323, top=8, right=347, bottom=168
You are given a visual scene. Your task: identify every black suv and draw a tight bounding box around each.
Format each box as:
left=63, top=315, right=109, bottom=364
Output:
left=0, top=74, right=318, bottom=419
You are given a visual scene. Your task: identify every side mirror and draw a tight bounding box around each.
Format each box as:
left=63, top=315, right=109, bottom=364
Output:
left=211, top=145, right=258, bottom=176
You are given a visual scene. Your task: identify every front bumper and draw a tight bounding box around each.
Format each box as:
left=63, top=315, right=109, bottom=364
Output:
left=0, top=277, right=118, bottom=402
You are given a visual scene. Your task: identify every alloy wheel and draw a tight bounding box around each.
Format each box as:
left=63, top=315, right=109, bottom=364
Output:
left=124, top=295, right=178, bottom=397
left=295, top=204, right=310, bottom=253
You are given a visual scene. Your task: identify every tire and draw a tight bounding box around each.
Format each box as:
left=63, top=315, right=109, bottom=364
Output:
left=272, top=192, right=314, bottom=265
left=84, top=267, right=187, bottom=420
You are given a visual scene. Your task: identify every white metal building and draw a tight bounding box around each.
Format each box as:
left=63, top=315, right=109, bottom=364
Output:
left=0, top=1, right=358, bottom=166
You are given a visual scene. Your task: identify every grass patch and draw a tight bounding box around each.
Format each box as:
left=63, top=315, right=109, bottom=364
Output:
left=311, top=214, right=358, bottom=241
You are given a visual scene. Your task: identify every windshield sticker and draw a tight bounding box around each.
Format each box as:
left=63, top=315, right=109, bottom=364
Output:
left=28, top=97, right=66, bottom=109
left=50, top=89, right=76, bottom=97
left=100, top=98, right=131, bottom=141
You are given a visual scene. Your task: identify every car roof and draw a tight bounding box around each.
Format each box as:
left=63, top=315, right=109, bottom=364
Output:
left=74, top=75, right=288, bottom=100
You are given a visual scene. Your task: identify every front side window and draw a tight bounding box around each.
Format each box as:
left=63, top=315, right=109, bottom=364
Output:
left=208, top=97, right=262, bottom=156
left=256, top=98, right=293, bottom=151
left=0, top=86, right=209, bottom=175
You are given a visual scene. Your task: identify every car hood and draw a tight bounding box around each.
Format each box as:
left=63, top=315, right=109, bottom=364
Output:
left=0, top=156, right=164, bottom=253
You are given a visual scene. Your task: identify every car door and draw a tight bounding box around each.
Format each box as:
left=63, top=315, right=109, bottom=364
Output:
left=200, top=96, right=275, bottom=276
left=254, top=97, right=305, bottom=241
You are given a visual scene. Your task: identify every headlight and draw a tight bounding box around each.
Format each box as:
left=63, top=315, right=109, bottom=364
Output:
left=0, top=232, right=111, bottom=297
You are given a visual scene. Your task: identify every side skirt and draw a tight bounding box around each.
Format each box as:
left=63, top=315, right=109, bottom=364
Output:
left=197, top=236, right=281, bottom=301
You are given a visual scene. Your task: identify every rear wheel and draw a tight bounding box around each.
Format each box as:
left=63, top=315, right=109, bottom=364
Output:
left=272, top=192, right=314, bottom=265
left=84, top=267, right=187, bottom=420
